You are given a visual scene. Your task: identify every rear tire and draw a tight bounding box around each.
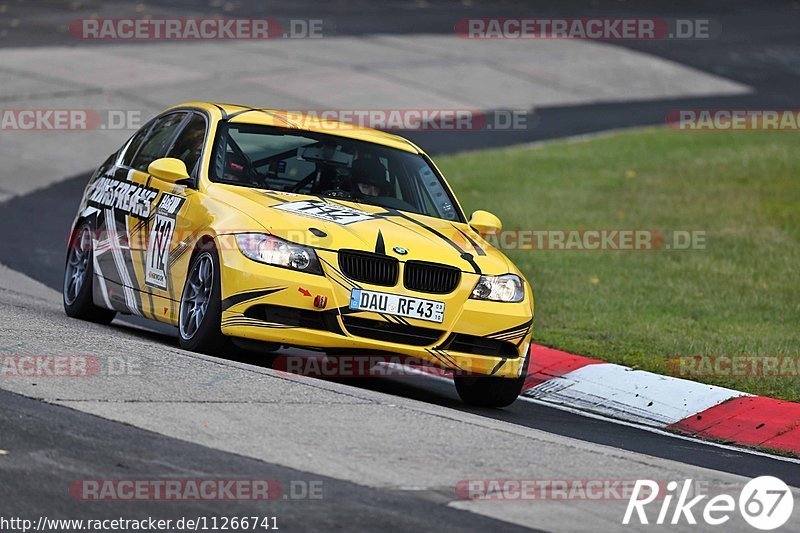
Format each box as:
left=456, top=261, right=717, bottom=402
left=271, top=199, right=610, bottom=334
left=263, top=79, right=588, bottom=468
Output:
left=63, top=221, right=117, bottom=324
left=454, top=352, right=530, bottom=408
left=178, top=245, right=231, bottom=355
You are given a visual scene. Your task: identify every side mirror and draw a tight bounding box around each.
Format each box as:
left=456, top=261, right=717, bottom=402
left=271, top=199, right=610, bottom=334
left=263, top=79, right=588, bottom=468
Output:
left=148, top=158, right=190, bottom=184
left=469, top=210, right=502, bottom=236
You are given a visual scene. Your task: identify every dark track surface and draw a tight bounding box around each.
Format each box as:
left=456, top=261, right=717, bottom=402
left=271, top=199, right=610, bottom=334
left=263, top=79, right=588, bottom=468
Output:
left=0, top=388, right=541, bottom=532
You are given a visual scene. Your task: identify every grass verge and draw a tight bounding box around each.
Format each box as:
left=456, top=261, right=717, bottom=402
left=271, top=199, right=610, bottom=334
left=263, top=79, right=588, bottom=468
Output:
left=438, top=128, right=800, bottom=400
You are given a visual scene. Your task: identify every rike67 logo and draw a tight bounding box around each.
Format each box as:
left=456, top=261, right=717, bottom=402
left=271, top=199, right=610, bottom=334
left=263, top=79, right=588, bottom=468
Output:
left=624, top=476, right=794, bottom=530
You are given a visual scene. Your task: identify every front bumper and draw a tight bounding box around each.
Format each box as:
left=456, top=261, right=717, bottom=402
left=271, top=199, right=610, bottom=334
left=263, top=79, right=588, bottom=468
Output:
left=218, top=247, right=534, bottom=378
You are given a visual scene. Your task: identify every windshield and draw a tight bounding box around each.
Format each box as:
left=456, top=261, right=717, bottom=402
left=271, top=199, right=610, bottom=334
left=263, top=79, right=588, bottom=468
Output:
left=210, top=123, right=463, bottom=222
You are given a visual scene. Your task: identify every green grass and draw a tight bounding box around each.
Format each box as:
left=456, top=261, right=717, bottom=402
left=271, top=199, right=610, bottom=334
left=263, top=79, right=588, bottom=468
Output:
left=437, top=128, right=800, bottom=400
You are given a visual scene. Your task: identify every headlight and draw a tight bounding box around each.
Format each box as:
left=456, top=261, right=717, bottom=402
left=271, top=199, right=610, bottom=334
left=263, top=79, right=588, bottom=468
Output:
left=470, top=274, right=524, bottom=303
left=235, top=233, right=323, bottom=275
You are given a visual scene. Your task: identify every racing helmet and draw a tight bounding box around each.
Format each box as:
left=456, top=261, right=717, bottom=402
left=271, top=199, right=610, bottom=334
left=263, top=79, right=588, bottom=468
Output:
left=351, top=157, right=388, bottom=196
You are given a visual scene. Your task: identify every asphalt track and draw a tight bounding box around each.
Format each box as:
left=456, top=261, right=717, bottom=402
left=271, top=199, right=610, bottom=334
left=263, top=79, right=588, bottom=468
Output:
left=0, top=389, right=540, bottom=533
left=2, top=1, right=800, bottom=531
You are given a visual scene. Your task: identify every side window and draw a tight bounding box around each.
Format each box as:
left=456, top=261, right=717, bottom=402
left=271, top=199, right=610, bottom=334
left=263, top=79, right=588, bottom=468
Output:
left=417, top=165, right=457, bottom=221
left=120, top=120, right=153, bottom=168
left=166, top=114, right=206, bottom=176
left=131, top=112, right=188, bottom=172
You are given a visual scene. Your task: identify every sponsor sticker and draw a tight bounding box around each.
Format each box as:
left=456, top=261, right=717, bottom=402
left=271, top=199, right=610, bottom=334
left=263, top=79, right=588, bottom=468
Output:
left=273, top=200, right=374, bottom=225
left=87, top=176, right=158, bottom=219
left=145, top=193, right=186, bottom=290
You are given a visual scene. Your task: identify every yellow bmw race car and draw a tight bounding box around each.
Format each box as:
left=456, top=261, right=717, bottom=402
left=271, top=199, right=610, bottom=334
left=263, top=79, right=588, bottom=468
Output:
left=63, top=102, right=534, bottom=407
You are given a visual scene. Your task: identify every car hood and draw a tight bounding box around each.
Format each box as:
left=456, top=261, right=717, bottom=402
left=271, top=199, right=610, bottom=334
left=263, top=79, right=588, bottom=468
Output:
left=208, top=184, right=513, bottom=275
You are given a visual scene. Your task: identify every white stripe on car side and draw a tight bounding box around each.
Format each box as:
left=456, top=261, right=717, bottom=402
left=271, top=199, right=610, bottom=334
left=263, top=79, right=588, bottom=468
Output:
left=104, top=208, right=141, bottom=316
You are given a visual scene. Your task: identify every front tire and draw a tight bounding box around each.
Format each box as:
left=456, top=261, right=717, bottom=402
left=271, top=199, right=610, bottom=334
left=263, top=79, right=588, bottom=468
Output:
left=454, top=353, right=530, bottom=408
left=178, top=246, right=230, bottom=354
left=63, top=221, right=117, bottom=324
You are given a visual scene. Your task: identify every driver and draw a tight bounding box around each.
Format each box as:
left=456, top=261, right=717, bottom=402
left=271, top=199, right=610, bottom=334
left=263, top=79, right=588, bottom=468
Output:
left=351, top=157, right=389, bottom=198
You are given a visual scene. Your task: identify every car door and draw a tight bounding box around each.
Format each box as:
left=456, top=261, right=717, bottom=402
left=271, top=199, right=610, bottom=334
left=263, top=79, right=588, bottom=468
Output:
left=138, top=112, right=210, bottom=324
left=92, top=111, right=188, bottom=316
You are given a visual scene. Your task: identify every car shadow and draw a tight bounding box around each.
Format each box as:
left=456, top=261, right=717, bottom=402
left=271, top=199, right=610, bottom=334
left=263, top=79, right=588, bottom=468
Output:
left=108, top=315, right=471, bottom=408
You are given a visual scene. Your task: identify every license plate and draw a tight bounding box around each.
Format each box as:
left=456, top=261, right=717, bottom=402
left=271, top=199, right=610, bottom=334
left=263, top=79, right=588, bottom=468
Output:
left=349, top=289, right=445, bottom=323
